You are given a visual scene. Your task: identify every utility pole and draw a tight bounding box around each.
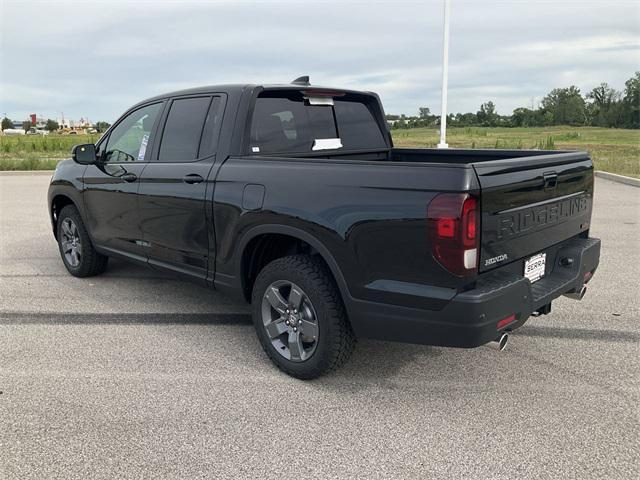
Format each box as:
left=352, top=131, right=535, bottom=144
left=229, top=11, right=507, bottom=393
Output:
left=437, top=0, right=451, bottom=149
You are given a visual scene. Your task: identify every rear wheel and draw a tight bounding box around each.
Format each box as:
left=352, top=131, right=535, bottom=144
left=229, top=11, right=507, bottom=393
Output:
left=252, top=254, right=356, bottom=379
left=56, top=205, right=108, bottom=277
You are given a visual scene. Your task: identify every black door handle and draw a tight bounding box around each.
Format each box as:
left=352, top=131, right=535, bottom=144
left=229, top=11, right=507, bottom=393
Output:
left=121, top=173, right=138, bottom=183
left=183, top=174, right=204, bottom=184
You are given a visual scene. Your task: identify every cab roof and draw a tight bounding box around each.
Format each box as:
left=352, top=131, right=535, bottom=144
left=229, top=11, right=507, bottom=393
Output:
left=133, top=82, right=376, bottom=109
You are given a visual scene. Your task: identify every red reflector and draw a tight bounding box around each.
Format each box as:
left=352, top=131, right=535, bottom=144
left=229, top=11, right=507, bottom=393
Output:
left=584, top=271, right=593, bottom=283
left=497, top=314, right=516, bottom=330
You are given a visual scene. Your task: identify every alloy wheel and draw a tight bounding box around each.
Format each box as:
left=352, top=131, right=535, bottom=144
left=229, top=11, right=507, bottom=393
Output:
left=60, top=218, right=82, bottom=267
left=261, top=280, right=319, bottom=362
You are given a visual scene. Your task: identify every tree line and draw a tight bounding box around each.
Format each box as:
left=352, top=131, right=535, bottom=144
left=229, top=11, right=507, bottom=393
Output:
left=388, top=71, right=640, bottom=129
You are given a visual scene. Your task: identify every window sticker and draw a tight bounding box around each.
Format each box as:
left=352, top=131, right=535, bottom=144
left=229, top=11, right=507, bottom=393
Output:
left=312, top=138, right=342, bottom=151
left=252, top=146, right=260, bottom=153
left=138, top=133, right=149, bottom=161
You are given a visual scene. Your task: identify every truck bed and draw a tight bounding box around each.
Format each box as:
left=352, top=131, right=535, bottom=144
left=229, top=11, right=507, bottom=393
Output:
left=255, top=146, right=594, bottom=276
left=267, top=147, right=589, bottom=169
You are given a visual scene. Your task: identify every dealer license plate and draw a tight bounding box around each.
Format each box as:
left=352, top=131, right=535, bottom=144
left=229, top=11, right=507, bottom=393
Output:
left=524, top=253, right=546, bottom=283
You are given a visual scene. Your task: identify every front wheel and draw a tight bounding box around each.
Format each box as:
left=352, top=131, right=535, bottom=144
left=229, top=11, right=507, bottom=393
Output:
left=56, top=205, right=108, bottom=277
left=251, top=254, right=356, bottom=379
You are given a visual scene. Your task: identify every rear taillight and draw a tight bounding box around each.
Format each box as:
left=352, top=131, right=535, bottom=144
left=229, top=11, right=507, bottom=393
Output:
left=427, top=193, right=479, bottom=276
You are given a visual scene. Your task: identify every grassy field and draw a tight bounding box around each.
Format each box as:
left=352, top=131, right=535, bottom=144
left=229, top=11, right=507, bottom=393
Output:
left=0, top=134, right=101, bottom=171
left=392, top=126, right=640, bottom=178
left=0, top=127, right=638, bottom=177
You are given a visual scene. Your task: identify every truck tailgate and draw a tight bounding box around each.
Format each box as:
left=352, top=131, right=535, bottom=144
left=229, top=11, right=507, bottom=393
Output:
left=473, top=152, right=593, bottom=273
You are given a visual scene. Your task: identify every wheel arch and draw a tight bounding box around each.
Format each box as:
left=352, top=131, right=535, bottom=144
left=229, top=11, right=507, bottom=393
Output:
left=237, top=225, right=352, bottom=309
left=50, top=193, right=78, bottom=239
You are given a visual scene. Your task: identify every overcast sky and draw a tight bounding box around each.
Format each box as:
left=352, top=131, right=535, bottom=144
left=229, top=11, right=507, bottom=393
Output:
left=1, top=0, right=638, bottom=122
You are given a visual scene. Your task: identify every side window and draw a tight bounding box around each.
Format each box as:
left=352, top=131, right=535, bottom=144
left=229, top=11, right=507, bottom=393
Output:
left=103, top=103, right=162, bottom=163
left=158, top=97, right=211, bottom=162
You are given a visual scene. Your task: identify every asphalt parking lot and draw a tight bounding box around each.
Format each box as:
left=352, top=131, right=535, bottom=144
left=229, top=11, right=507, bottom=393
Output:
left=0, top=173, right=638, bottom=479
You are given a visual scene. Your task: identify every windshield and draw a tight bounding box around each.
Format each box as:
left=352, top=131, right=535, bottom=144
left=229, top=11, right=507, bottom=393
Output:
left=249, top=90, right=387, bottom=154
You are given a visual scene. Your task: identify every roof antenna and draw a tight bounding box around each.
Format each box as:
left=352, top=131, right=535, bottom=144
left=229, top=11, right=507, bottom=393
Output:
left=291, top=75, right=310, bottom=86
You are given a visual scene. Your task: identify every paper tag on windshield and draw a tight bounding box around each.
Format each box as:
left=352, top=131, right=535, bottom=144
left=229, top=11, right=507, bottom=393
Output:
left=138, top=134, right=149, bottom=161
left=252, top=146, right=260, bottom=153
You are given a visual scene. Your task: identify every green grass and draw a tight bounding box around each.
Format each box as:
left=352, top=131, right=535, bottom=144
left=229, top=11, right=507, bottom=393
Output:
left=1, top=127, right=639, bottom=178
left=0, top=134, right=100, bottom=171
left=392, top=126, right=640, bottom=178
left=0, top=155, right=61, bottom=170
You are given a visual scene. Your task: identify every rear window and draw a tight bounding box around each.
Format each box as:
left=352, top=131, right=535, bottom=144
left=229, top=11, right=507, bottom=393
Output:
left=249, top=91, right=386, bottom=154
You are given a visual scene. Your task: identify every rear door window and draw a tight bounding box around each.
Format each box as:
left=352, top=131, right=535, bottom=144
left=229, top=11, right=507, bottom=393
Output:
left=158, top=97, right=211, bottom=162
left=249, top=91, right=386, bottom=154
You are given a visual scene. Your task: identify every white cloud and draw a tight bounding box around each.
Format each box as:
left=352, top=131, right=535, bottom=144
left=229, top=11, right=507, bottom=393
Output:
left=1, top=0, right=638, bottom=120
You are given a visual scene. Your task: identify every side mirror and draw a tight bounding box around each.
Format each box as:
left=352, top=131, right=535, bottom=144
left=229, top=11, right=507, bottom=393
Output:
left=72, top=144, right=97, bottom=165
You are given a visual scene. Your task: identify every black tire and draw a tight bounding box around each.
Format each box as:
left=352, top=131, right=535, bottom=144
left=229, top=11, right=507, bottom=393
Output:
left=252, top=254, right=356, bottom=379
left=56, top=205, right=108, bottom=277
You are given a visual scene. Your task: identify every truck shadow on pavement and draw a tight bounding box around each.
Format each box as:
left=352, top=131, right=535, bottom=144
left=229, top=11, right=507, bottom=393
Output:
left=3, top=312, right=636, bottom=343
left=5, top=309, right=638, bottom=385
left=11, top=260, right=636, bottom=382
left=0, top=311, right=436, bottom=380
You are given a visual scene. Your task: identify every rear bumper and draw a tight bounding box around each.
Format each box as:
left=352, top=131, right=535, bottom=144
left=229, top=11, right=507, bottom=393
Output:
left=348, top=236, right=600, bottom=348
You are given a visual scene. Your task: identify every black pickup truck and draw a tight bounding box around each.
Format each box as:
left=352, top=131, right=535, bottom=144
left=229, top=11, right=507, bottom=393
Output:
left=48, top=78, right=601, bottom=378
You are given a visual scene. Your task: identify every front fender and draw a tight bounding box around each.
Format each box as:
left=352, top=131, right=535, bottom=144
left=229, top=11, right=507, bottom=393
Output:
left=47, top=160, right=87, bottom=238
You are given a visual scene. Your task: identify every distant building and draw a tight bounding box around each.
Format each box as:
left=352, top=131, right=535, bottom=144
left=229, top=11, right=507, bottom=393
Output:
left=29, top=114, right=47, bottom=129
left=2, top=128, right=25, bottom=136
left=3, top=114, right=95, bottom=133
left=56, top=117, right=92, bottom=129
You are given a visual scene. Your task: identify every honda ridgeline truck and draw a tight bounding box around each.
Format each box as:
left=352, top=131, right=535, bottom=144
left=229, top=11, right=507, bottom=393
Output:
left=48, top=77, right=601, bottom=378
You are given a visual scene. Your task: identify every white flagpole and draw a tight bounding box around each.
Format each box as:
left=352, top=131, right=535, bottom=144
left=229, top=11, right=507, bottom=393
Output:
left=437, top=0, right=451, bottom=149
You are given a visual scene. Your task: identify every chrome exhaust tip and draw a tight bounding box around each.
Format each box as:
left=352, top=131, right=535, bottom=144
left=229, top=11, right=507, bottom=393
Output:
left=564, top=285, right=587, bottom=301
left=490, top=333, right=509, bottom=351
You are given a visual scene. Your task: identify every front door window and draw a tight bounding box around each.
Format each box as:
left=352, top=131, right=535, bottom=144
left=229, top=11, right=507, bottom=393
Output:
left=103, top=103, right=162, bottom=163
